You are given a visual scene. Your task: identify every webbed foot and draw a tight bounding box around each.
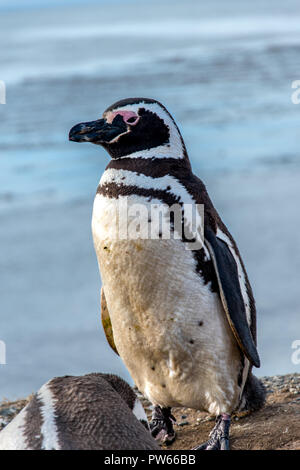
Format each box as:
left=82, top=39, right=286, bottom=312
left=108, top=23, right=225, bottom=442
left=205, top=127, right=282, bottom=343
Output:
left=193, top=414, right=230, bottom=450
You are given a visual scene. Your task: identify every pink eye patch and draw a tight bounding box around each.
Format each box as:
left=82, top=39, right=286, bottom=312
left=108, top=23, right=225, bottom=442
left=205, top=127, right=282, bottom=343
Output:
left=106, top=110, right=140, bottom=125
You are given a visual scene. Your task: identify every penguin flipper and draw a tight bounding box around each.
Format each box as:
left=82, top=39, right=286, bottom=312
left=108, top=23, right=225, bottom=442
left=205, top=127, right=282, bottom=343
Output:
left=204, top=227, right=260, bottom=368
left=101, top=287, right=119, bottom=356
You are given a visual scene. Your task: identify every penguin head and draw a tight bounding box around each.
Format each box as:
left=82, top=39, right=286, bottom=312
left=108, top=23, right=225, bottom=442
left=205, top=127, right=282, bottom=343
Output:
left=69, top=97, right=186, bottom=160
left=102, top=374, right=149, bottom=430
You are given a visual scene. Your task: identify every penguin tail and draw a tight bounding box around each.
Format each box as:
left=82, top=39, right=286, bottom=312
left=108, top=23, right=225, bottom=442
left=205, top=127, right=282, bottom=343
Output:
left=239, top=372, right=266, bottom=412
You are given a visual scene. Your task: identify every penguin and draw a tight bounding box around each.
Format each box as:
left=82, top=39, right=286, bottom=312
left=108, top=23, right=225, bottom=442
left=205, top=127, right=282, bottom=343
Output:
left=0, top=373, right=158, bottom=450
left=69, top=98, right=266, bottom=450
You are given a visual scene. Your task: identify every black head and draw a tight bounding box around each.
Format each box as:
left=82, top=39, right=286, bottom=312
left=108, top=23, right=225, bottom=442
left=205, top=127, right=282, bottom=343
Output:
left=69, top=97, right=186, bottom=160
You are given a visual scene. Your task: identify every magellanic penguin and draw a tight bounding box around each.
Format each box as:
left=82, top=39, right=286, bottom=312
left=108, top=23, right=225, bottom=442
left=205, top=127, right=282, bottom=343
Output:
left=0, top=373, right=159, bottom=450
left=69, top=98, right=266, bottom=450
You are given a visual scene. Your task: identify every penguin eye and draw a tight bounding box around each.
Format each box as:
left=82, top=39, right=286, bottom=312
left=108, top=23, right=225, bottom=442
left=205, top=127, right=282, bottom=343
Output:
left=125, top=116, right=139, bottom=126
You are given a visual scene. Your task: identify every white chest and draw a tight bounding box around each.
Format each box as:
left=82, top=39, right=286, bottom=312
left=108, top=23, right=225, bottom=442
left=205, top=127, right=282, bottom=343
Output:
left=92, top=190, right=241, bottom=413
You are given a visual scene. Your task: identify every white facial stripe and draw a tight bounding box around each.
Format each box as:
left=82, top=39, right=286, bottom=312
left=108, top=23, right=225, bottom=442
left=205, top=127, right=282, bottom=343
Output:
left=132, top=398, right=149, bottom=428
left=105, top=101, right=184, bottom=160
left=216, top=228, right=251, bottom=325
left=37, top=382, right=60, bottom=450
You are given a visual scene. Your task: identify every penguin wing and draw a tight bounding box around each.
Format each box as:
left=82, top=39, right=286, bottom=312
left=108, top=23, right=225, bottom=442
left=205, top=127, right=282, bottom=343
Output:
left=101, top=287, right=119, bottom=356
left=204, top=226, right=260, bottom=368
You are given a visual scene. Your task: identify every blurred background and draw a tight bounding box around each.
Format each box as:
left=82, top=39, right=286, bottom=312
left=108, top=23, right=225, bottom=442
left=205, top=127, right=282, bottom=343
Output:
left=0, top=0, right=300, bottom=399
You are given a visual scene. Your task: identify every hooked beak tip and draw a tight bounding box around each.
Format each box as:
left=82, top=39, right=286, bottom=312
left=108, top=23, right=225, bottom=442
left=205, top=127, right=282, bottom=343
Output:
left=69, top=123, right=88, bottom=142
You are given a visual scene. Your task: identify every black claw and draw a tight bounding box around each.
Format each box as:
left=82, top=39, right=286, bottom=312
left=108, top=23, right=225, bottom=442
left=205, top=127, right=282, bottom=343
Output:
left=193, top=441, right=210, bottom=450
left=220, top=437, right=230, bottom=450
left=150, top=406, right=176, bottom=444
left=150, top=419, right=164, bottom=439
left=193, top=414, right=230, bottom=451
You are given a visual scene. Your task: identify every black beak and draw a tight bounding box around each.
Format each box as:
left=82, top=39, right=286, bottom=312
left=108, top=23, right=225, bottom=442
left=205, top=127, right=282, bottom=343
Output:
left=69, top=115, right=127, bottom=144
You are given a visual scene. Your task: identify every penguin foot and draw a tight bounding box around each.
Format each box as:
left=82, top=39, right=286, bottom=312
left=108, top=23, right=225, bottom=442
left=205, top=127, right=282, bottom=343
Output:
left=150, top=406, right=176, bottom=445
left=193, top=414, right=230, bottom=450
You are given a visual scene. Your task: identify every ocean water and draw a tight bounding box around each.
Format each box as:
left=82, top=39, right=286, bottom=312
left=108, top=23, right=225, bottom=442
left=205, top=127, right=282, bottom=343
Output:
left=0, top=0, right=300, bottom=399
